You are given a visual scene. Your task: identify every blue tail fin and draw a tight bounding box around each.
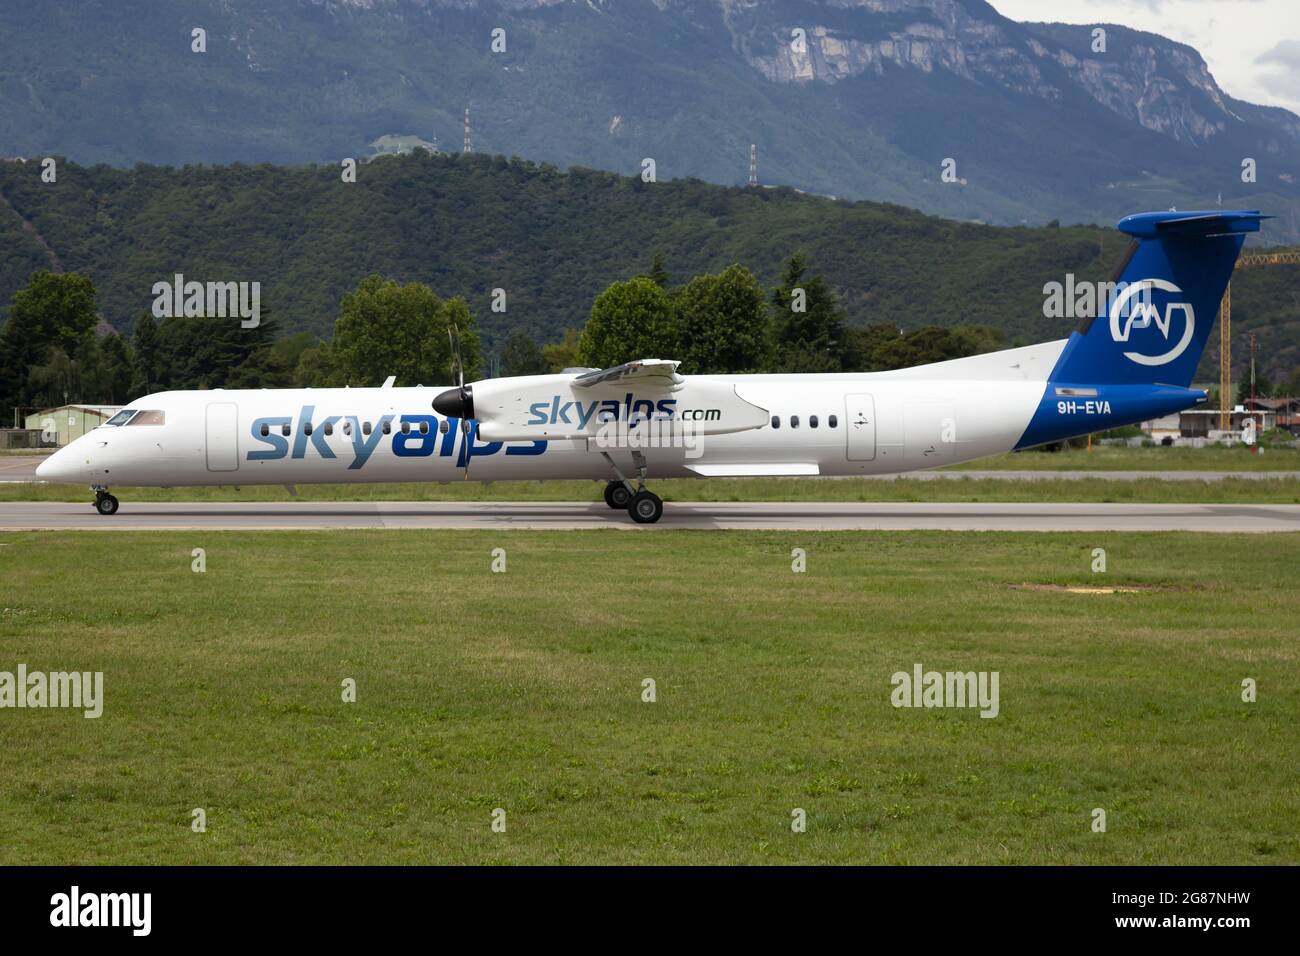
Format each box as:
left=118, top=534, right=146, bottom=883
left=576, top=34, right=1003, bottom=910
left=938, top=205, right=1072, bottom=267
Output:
left=1047, top=210, right=1267, bottom=388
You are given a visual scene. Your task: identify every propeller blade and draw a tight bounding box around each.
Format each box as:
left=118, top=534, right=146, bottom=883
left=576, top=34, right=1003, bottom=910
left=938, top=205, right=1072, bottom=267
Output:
left=445, top=324, right=472, bottom=479
left=461, top=417, right=473, bottom=480
left=447, top=325, right=464, bottom=391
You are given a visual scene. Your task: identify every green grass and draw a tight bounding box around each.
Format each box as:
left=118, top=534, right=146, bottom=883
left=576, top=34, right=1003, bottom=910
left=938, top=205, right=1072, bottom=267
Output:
left=945, top=445, right=1300, bottom=471
left=1, top=530, right=1296, bottom=864
left=4, top=475, right=1299, bottom=504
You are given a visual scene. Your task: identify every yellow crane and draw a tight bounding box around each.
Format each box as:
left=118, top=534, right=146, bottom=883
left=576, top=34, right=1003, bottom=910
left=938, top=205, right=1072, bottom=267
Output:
left=1218, top=250, right=1300, bottom=429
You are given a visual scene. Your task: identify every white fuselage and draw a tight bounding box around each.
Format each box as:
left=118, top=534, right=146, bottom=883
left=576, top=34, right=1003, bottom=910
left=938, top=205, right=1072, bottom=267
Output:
left=38, top=341, right=1067, bottom=488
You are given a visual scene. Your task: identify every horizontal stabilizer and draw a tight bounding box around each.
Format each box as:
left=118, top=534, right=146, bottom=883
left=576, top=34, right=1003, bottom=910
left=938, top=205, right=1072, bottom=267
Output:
left=1118, top=210, right=1269, bottom=238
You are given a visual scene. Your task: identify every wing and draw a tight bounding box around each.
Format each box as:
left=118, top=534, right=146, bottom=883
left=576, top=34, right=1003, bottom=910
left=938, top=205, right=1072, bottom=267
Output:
left=572, top=359, right=683, bottom=391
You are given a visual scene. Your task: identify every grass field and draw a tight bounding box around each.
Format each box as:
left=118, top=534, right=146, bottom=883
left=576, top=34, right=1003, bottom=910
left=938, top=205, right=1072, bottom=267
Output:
left=3, top=475, right=1299, bottom=504
left=1, top=530, right=1296, bottom=865
left=946, top=445, right=1300, bottom=471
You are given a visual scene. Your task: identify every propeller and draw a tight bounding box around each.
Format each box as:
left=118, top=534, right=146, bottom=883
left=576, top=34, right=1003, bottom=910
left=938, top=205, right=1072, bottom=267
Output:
left=433, top=326, right=476, bottom=479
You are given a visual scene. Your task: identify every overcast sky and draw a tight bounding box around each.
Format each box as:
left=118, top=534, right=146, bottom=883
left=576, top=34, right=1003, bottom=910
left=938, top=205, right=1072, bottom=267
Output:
left=987, top=0, right=1300, bottom=115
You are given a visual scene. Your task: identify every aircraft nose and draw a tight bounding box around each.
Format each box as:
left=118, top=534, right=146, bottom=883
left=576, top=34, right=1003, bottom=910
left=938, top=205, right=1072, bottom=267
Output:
left=35, top=446, right=87, bottom=483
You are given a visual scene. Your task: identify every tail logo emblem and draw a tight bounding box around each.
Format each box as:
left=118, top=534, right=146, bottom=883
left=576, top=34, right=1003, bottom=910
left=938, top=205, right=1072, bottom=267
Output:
left=1108, top=278, right=1195, bottom=367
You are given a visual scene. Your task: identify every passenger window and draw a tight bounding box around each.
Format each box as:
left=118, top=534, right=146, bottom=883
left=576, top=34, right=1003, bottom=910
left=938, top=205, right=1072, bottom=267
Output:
left=281, top=423, right=291, bottom=437
left=400, top=422, right=410, bottom=435
left=127, top=410, right=165, bottom=426
left=323, top=422, right=334, bottom=437
left=362, top=421, right=372, bottom=436
left=382, top=421, right=392, bottom=435
left=342, top=421, right=352, bottom=437
left=439, top=420, right=449, bottom=434
left=260, top=423, right=270, bottom=437
left=771, top=416, right=780, bottom=429
left=106, top=410, right=136, bottom=426
left=419, top=420, right=429, bottom=435
left=790, top=416, right=799, bottom=428
left=304, top=422, right=313, bottom=436
left=810, top=415, right=819, bottom=429
left=829, top=415, right=838, bottom=428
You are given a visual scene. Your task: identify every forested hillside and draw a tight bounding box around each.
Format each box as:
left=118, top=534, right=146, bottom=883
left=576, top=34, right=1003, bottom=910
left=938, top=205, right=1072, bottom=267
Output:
left=1, top=153, right=1296, bottom=383
left=4, top=1, right=1298, bottom=237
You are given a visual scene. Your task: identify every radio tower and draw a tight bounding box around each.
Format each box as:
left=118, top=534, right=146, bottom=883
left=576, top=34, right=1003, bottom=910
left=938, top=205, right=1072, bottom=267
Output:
left=748, top=143, right=757, bottom=187
left=463, top=108, right=472, bottom=154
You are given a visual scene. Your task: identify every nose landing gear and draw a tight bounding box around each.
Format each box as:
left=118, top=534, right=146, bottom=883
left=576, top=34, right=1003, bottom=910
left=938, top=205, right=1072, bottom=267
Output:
left=93, top=486, right=119, bottom=516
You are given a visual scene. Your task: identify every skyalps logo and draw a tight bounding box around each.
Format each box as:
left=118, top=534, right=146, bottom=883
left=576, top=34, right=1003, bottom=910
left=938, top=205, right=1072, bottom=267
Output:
left=1108, top=278, right=1195, bottom=367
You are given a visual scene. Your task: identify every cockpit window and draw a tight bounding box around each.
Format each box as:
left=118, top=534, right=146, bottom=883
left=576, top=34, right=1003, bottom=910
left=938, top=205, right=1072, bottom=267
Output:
left=105, top=410, right=136, bottom=426
left=127, top=410, right=165, bottom=426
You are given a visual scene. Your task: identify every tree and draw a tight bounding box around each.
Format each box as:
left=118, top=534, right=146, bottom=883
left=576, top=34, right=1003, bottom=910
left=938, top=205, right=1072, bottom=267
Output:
left=1237, top=370, right=1273, bottom=405
left=646, top=252, right=670, bottom=288
left=675, top=264, right=770, bottom=373
left=500, top=331, right=549, bottom=376
left=0, top=271, right=99, bottom=411
left=770, top=255, right=846, bottom=372
left=97, top=332, right=135, bottom=404
left=577, top=277, right=677, bottom=368
left=294, top=341, right=339, bottom=387
left=845, top=322, right=1004, bottom=372
left=130, top=313, right=161, bottom=397
left=844, top=322, right=902, bottom=372
left=9, top=271, right=98, bottom=357
left=331, top=276, right=480, bottom=387
left=543, top=328, right=582, bottom=372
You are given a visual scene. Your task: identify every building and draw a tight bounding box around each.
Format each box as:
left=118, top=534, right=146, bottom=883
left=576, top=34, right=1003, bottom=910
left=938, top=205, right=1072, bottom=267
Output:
left=0, top=428, right=49, bottom=450
left=1140, top=412, right=1181, bottom=443
left=1177, top=407, right=1275, bottom=440
left=23, top=405, right=121, bottom=446
left=1242, top=397, right=1300, bottom=435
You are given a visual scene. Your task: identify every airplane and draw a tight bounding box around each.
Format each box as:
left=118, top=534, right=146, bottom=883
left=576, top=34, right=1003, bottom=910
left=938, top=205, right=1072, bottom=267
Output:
left=36, top=209, right=1266, bottom=523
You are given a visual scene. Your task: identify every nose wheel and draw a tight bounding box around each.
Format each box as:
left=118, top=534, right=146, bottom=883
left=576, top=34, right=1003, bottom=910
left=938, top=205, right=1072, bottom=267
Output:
left=93, top=489, right=119, bottom=516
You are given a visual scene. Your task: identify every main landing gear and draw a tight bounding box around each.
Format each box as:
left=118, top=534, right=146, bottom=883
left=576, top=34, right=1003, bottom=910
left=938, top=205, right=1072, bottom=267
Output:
left=603, top=480, right=632, bottom=510
left=601, top=453, right=663, bottom=524
left=93, top=486, right=119, bottom=516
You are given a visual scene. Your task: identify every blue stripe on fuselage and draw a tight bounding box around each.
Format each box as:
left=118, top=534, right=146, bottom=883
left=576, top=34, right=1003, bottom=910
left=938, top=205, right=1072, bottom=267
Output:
left=1014, top=381, right=1206, bottom=449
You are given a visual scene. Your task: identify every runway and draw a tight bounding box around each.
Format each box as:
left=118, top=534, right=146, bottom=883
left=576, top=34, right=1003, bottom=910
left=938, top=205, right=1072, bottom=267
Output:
left=2, top=500, right=1298, bottom=531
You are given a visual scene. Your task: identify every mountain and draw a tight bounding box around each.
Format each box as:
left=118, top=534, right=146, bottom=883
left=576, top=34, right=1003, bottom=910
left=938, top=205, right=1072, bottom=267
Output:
left=2, top=0, right=1298, bottom=240
left=2, top=153, right=1297, bottom=383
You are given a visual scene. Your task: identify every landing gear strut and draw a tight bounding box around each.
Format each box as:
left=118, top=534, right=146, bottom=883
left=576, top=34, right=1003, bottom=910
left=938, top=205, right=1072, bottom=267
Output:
left=601, top=452, right=663, bottom=524
left=93, top=486, right=119, bottom=516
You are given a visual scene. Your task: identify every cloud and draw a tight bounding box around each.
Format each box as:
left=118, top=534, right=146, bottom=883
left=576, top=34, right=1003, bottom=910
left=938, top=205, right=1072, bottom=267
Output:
left=1256, top=39, right=1300, bottom=69
left=1254, top=40, right=1300, bottom=106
